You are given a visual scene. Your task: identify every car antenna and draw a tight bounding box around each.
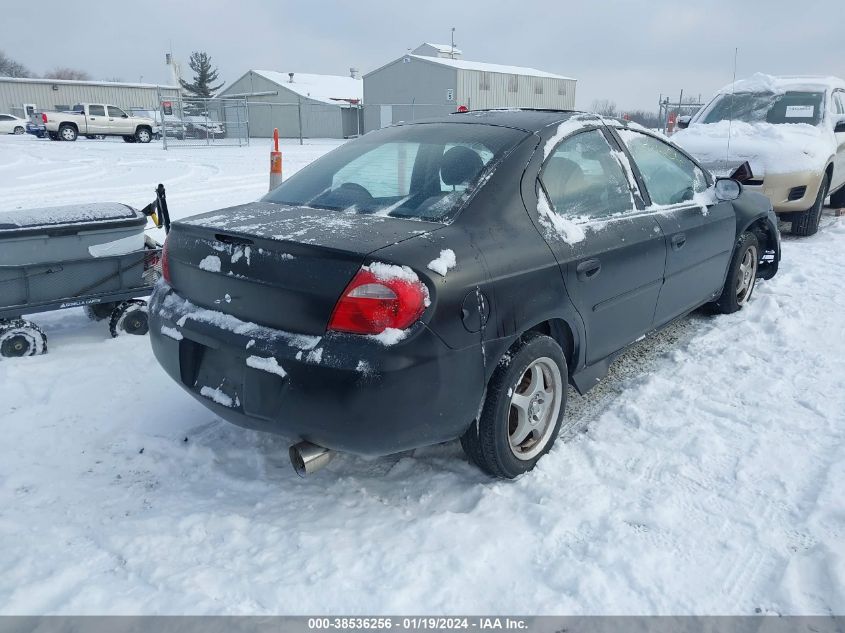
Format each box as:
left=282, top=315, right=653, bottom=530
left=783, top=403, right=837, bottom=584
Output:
left=725, top=47, right=739, bottom=173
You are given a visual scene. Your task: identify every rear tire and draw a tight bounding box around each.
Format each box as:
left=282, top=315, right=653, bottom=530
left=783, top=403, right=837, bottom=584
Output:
left=0, top=319, right=47, bottom=358
left=59, top=124, right=77, bottom=142
left=13, top=126, right=24, bottom=135
left=714, top=232, right=759, bottom=314
left=792, top=174, right=828, bottom=237
left=461, top=333, right=567, bottom=478
left=109, top=300, right=149, bottom=337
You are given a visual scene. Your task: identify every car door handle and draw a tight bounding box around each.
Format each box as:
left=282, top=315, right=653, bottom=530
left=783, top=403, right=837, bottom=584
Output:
left=671, top=233, right=687, bottom=250
left=576, top=259, right=601, bottom=281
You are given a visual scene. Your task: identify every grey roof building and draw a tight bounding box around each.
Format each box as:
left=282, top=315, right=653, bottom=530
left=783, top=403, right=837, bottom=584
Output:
left=0, top=77, right=180, bottom=119
left=219, top=70, right=363, bottom=139
left=363, top=43, right=576, bottom=133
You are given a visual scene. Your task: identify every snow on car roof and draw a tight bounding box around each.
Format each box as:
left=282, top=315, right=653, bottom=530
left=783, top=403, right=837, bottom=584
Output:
left=251, top=70, right=363, bottom=104
left=718, top=72, right=845, bottom=95
left=410, top=55, right=574, bottom=81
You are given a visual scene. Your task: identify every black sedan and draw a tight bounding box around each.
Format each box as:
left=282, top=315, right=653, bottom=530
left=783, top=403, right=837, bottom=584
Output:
left=150, top=110, right=781, bottom=479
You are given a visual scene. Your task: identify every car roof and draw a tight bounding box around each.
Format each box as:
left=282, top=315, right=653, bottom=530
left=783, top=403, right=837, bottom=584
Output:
left=394, top=109, right=597, bottom=133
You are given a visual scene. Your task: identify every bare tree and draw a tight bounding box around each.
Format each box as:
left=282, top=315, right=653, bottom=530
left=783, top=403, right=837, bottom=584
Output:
left=625, top=110, right=662, bottom=129
left=44, top=67, right=91, bottom=81
left=0, top=50, right=32, bottom=78
left=590, top=99, right=618, bottom=117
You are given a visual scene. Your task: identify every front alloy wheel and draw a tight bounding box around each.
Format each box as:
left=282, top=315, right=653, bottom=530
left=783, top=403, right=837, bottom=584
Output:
left=714, top=231, right=760, bottom=314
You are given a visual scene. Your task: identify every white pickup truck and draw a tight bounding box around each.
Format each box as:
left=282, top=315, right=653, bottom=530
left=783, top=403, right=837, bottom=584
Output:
left=42, top=104, right=157, bottom=143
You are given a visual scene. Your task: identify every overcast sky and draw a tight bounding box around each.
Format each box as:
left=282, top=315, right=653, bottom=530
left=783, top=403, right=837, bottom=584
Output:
left=2, top=0, right=843, bottom=112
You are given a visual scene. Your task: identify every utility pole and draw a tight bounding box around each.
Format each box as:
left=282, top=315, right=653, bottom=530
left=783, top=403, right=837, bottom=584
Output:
left=451, top=28, right=456, bottom=59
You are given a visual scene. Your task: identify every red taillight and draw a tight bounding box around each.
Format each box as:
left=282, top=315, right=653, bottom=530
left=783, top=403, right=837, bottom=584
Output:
left=41, top=113, right=47, bottom=124
left=328, top=267, right=428, bottom=335
left=161, top=238, right=171, bottom=284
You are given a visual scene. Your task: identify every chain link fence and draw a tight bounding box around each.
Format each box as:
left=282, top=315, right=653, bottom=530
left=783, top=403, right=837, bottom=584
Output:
left=157, top=92, right=249, bottom=149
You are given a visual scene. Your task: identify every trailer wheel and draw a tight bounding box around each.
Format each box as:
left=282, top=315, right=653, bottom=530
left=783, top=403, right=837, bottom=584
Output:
left=122, top=135, right=136, bottom=143
left=109, top=300, right=149, bottom=338
left=48, top=131, right=59, bottom=141
left=0, top=319, right=48, bottom=358
left=84, top=302, right=119, bottom=321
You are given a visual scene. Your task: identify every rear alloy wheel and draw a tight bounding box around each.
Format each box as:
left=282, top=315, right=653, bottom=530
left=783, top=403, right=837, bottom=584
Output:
left=135, top=128, right=152, bottom=143
left=0, top=319, right=47, bottom=358
left=59, top=124, right=77, bottom=142
left=461, top=333, right=567, bottom=478
left=109, top=300, right=149, bottom=337
left=714, top=231, right=759, bottom=314
left=13, top=126, right=24, bottom=135
left=792, top=174, right=828, bottom=237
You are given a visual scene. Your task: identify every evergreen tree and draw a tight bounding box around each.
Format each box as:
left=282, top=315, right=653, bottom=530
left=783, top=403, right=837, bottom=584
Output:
left=179, top=52, right=224, bottom=98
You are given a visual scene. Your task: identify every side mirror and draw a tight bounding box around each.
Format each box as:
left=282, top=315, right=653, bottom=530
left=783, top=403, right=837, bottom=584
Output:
left=715, top=178, right=742, bottom=202
left=835, top=117, right=845, bottom=133
left=677, top=115, right=691, bottom=130
left=122, top=114, right=128, bottom=118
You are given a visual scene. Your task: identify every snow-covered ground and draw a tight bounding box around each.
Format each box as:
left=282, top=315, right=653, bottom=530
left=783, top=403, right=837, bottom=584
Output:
left=1, top=134, right=843, bottom=615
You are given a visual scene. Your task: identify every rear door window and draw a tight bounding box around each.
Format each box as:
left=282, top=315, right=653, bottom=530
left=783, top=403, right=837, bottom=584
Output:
left=88, top=105, right=105, bottom=116
left=617, top=129, right=707, bottom=206
left=539, top=129, right=634, bottom=219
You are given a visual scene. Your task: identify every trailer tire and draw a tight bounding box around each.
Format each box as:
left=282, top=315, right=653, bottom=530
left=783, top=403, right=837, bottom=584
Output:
left=109, top=300, right=149, bottom=338
left=0, top=319, right=47, bottom=358
left=122, top=135, right=136, bottom=143
left=48, top=131, right=59, bottom=141
left=59, top=124, right=77, bottom=142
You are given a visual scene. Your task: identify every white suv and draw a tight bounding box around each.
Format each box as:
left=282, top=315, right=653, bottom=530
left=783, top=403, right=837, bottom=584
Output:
left=674, top=74, right=845, bottom=236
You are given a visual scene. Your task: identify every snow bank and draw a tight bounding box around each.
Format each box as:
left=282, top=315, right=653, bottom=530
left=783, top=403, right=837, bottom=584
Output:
left=427, top=249, right=457, bottom=277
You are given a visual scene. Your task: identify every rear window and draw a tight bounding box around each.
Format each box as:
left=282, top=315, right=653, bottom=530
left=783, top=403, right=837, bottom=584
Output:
left=699, top=91, right=825, bottom=126
left=262, top=123, right=528, bottom=222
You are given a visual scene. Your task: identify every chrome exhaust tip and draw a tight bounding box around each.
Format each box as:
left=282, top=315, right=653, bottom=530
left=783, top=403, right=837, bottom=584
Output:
left=289, top=441, right=334, bottom=477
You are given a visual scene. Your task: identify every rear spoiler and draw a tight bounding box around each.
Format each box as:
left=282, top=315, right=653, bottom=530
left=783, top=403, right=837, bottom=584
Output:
left=140, top=184, right=171, bottom=234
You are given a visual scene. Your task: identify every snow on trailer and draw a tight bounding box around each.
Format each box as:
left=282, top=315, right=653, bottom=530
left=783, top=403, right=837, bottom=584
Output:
left=0, top=189, right=170, bottom=357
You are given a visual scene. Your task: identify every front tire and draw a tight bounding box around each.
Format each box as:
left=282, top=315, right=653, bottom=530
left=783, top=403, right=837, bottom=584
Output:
left=461, top=333, right=567, bottom=478
left=135, top=127, right=152, bottom=143
left=792, top=174, right=828, bottom=236
left=714, top=232, right=759, bottom=314
left=59, top=124, right=77, bottom=142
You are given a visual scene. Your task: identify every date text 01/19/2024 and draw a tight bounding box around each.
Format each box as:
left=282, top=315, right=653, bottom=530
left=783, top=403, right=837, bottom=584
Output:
left=307, top=617, right=528, bottom=630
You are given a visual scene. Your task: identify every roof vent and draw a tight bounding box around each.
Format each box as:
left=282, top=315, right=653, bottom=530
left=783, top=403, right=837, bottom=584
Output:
left=350, top=67, right=359, bottom=79
left=288, top=72, right=294, bottom=83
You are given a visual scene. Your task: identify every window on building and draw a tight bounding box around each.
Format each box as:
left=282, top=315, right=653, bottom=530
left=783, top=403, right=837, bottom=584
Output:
left=508, top=75, right=519, bottom=93
left=535, top=81, right=544, bottom=95
left=479, top=72, right=491, bottom=91
left=558, top=84, right=567, bottom=97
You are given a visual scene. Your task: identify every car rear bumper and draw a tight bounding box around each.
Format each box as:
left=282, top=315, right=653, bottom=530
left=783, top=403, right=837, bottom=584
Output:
left=149, top=285, right=483, bottom=457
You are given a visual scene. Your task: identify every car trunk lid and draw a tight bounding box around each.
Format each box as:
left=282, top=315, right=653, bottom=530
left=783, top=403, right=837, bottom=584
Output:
left=165, top=202, right=441, bottom=335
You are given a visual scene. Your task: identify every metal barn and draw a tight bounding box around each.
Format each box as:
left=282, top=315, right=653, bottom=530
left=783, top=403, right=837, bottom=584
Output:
left=0, top=77, right=180, bottom=119
left=363, top=43, right=576, bottom=133
left=218, top=70, right=363, bottom=139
